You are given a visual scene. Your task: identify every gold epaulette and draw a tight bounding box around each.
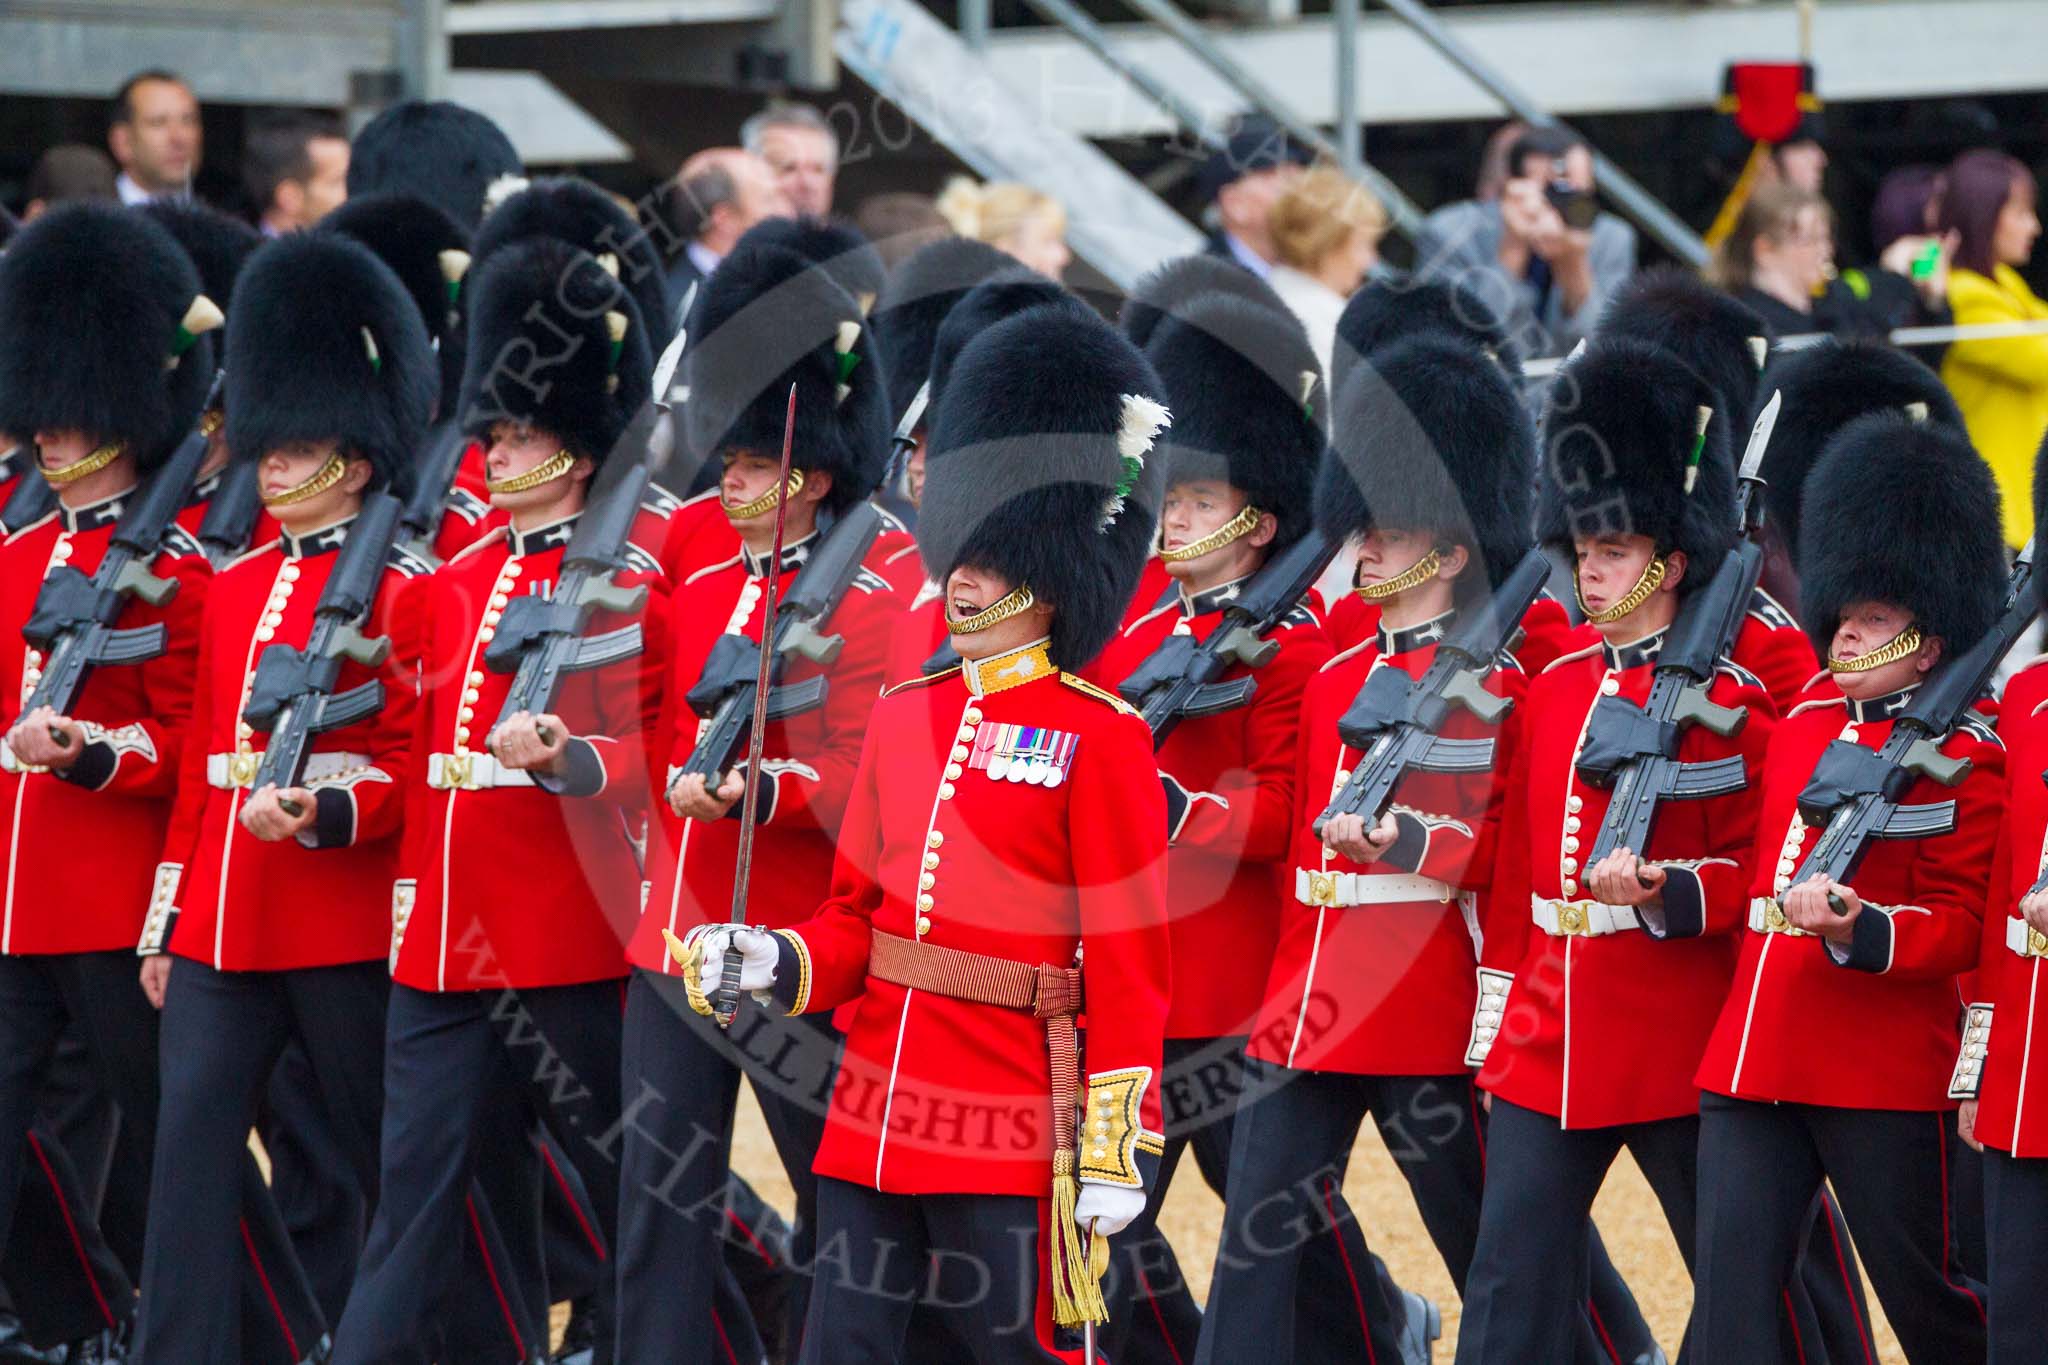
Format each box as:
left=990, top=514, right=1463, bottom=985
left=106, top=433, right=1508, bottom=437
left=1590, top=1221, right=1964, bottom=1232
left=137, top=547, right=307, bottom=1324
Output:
left=882, top=665, right=961, bottom=698
left=1059, top=673, right=1138, bottom=716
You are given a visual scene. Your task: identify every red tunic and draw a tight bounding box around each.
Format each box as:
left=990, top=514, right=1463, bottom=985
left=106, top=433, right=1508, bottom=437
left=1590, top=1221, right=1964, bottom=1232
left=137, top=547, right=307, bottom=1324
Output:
left=1090, top=576, right=1330, bottom=1039
left=1250, top=609, right=1523, bottom=1075
left=1976, top=660, right=2048, bottom=1155
left=1477, top=635, right=1773, bottom=1128
left=1330, top=591, right=1581, bottom=677
left=391, top=518, right=667, bottom=992
left=1696, top=687, right=2002, bottom=1111
left=0, top=498, right=208, bottom=954
left=627, top=535, right=902, bottom=971
left=152, top=519, right=423, bottom=971
left=772, top=647, right=1171, bottom=1196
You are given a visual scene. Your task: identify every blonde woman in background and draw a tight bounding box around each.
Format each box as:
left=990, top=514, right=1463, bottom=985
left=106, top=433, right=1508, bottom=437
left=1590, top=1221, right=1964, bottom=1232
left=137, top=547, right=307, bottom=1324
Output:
left=935, top=177, right=1071, bottom=280
left=1266, top=166, right=1388, bottom=376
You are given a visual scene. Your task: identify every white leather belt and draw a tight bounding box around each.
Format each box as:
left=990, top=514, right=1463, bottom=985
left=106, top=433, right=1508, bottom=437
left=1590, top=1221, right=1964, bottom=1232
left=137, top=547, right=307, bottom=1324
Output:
left=2007, top=916, right=2048, bottom=960
left=428, top=750, right=536, bottom=791
left=1296, top=868, right=1454, bottom=908
left=207, top=750, right=369, bottom=790
left=1531, top=895, right=1639, bottom=937
left=1748, top=897, right=1813, bottom=938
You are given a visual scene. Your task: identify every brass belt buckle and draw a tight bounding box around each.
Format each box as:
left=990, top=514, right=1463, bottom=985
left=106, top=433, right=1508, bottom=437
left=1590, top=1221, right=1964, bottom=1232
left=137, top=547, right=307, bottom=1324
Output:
left=443, top=750, right=475, bottom=791
left=1557, top=901, right=1587, bottom=935
left=227, top=750, right=260, bottom=788
left=1308, top=871, right=1339, bottom=907
left=2030, top=926, right=2048, bottom=959
left=1764, top=900, right=1792, bottom=934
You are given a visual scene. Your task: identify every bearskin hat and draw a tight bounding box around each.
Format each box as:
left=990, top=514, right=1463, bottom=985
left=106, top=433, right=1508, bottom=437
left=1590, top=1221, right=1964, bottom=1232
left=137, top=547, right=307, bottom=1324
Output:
left=683, top=242, right=889, bottom=511
left=225, top=232, right=434, bottom=500
left=1538, top=337, right=1736, bottom=588
left=1598, top=268, right=1769, bottom=436
left=928, top=273, right=1090, bottom=417
left=1118, top=252, right=1290, bottom=352
left=1320, top=334, right=1534, bottom=593
left=459, top=236, right=653, bottom=468
left=0, top=203, right=219, bottom=472
left=872, top=235, right=1014, bottom=423
left=139, top=201, right=262, bottom=312
left=473, top=176, right=672, bottom=347
left=920, top=307, right=1169, bottom=668
left=736, top=217, right=886, bottom=316
left=323, top=193, right=475, bottom=421
left=1755, top=338, right=1963, bottom=560
left=1143, top=293, right=1324, bottom=553
left=1333, top=277, right=1519, bottom=390
left=346, top=99, right=521, bottom=232
left=1799, top=413, right=2004, bottom=655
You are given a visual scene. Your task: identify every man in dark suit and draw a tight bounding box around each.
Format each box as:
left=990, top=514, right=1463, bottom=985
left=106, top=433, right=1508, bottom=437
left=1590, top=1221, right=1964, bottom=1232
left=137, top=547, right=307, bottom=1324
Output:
left=1198, top=113, right=1311, bottom=278
left=659, top=147, right=789, bottom=325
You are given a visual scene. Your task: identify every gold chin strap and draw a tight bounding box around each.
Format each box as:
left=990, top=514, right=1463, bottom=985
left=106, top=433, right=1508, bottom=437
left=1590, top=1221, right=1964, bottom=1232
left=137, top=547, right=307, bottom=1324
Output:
left=1577, top=555, right=1668, bottom=625
left=1356, top=548, right=1443, bottom=601
left=1158, top=505, right=1261, bottom=563
left=1829, top=625, right=1923, bottom=674
left=38, top=441, right=124, bottom=487
left=724, top=468, right=806, bottom=521
left=262, top=453, right=349, bottom=508
left=486, top=448, right=576, bottom=496
left=948, top=585, right=1036, bottom=636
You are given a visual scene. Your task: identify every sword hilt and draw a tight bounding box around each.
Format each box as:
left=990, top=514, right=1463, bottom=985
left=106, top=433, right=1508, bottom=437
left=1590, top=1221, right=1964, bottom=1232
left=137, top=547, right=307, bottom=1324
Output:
left=712, top=940, right=744, bottom=1028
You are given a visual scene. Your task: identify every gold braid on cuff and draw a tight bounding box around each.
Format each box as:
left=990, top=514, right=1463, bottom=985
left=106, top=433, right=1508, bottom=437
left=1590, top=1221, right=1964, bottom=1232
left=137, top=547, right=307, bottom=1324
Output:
left=39, top=441, right=124, bottom=486
left=1828, top=625, right=1923, bottom=674
left=1577, top=555, right=1667, bottom=625
left=486, top=448, right=576, bottom=496
left=1158, top=505, right=1261, bottom=562
left=724, top=468, right=806, bottom=521
left=1356, top=548, right=1443, bottom=601
left=948, top=585, right=1035, bottom=636
left=262, top=453, right=349, bottom=508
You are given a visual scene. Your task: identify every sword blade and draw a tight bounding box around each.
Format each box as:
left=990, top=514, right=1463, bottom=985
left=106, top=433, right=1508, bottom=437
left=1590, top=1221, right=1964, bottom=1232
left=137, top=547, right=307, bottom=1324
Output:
left=720, top=384, right=800, bottom=1021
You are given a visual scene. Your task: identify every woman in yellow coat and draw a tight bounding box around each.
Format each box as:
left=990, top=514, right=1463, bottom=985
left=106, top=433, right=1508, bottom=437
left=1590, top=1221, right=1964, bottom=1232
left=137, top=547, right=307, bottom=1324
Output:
left=1940, top=150, right=2045, bottom=545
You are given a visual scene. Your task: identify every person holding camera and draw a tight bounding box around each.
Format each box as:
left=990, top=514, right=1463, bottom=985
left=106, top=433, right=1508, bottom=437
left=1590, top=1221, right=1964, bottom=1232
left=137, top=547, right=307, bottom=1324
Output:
left=1417, top=126, right=1636, bottom=355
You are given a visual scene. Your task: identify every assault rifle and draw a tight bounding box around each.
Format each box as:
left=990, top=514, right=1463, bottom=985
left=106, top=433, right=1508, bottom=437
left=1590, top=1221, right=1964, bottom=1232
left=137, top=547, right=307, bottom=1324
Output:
left=1116, top=529, right=1338, bottom=746
left=241, top=492, right=404, bottom=815
left=1575, top=392, right=1782, bottom=865
left=1797, top=538, right=2036, bottom=908
left=1312, top=548, right=1551, bottom=837
left=674, top=501, right=885, bottom=787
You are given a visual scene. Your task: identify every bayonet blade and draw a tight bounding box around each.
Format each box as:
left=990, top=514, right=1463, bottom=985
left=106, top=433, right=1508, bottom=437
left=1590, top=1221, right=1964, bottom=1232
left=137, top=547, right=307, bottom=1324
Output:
left=650, top=326, right=689, bottom=413
left=1738, top=389, right=1782, bottom=486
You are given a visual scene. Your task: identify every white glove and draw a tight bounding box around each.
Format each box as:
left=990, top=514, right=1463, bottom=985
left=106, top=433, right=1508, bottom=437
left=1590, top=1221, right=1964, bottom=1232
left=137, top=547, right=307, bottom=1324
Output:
left=695, top=925, right=779, bottom=993
left=1073, top=1182, right=1147, bottom=1238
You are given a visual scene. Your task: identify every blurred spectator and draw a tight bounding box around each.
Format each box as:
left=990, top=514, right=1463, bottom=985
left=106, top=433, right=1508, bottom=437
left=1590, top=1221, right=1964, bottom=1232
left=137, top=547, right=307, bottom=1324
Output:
left=1938, top=149, right=2047, bottom=546
left=935, top=178, right=1070, bottom=280
left=1416, top=126, right=1635, bottom=355
left=1471, top=120, right=1531, bottom=202
left=853, top=192, right=948, bottom=269
left=663, top=147, right=788, bottom=300
left=22, top=145, right=117, bottom=220
left=741, top=103, right=837, bottom=218
left=1871, top=164, right=1945, bottom=254
left=1265, top=166, right=1388, bottom=377
left=1758, top=132, right=1827, bottom=195
left=1198, top=113, right=1311, bottom=278
left=108, top=69, right=201, bottom=203
left=244, top=112, right=349, bottom=235
left=1709, top=184, right=1837, bottom=336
